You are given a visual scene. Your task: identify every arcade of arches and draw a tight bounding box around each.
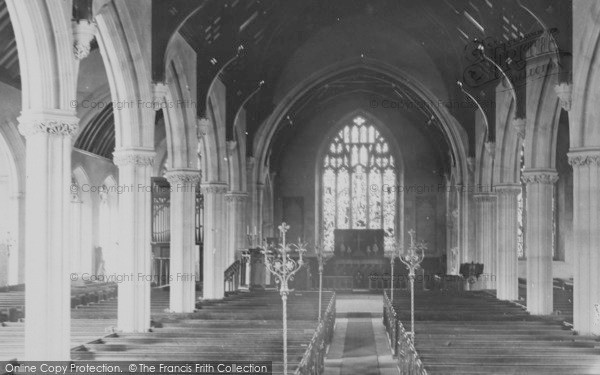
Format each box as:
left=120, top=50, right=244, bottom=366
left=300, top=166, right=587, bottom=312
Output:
left=0, top=0, right=598, bottom=371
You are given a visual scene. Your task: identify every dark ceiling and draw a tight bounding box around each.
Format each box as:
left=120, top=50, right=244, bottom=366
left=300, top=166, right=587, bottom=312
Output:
left=0, top=1, right=572, bottom=163
left=153, top=0, right=572, bottom=160
left=0, top=0, right=20, bottom=89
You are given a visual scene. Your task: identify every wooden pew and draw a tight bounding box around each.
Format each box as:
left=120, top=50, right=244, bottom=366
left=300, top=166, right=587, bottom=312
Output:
left=71, top=291, right=335, bottom=375
left=384, top=289, right=600, bottom=375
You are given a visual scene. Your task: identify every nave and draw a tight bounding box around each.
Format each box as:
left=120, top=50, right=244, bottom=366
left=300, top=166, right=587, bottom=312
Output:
left=1, top=275, right=598, bottom=374
left=1, top=0, right=600, bottom=371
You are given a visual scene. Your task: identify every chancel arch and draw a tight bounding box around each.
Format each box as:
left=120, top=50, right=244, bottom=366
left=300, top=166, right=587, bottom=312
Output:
left=253, top=59, right=470, bottom=266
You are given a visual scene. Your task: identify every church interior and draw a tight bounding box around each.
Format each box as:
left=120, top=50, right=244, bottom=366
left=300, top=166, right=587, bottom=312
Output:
left=0, top=0, right=599, bottom=374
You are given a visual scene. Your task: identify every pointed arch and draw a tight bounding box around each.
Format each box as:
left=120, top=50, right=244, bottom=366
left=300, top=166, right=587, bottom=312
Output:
left=163, top=32, right=198, bottom=171
left=94, top=0, right=154, bottom=149
left=315, top=110, right=405, bottom=252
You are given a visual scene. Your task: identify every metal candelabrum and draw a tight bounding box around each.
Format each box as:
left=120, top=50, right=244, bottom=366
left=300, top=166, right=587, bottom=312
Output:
left=261, top=222, right=306, bottom=375
left=315, top=245, right=333, bottom=321
left=399, top=229, right=426, bottom=343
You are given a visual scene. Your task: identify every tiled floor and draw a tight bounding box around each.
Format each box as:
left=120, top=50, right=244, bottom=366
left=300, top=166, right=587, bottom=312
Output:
left=324, top=294, right=398, bottom=375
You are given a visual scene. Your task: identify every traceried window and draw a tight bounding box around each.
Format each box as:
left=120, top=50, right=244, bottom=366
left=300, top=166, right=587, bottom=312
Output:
left=322, top=116, right=397, bottom=252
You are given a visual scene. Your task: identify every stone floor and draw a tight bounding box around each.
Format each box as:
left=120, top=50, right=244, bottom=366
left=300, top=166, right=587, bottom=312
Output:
left=324, top=294, right=398, bottom=375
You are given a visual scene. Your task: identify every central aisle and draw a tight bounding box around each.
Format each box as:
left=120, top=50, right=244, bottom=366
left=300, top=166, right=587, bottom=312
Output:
left=324, top=294, right=399, bottom=375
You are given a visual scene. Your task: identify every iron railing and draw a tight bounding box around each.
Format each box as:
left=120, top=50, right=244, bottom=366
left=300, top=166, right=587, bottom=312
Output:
left=383, top=291, right=427, bottom=375
left=294, top=292, right=336, bottom=375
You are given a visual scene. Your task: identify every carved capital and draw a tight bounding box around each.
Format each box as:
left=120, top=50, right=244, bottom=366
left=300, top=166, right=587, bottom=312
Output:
left=164, top=169, right=200, bottom=185
left=18, top=110, right=79, bottom=138
left=153, top=82, right=169, bottom=111
left=200, top=183, right=228, bottom=195
left=113, top=149, right=155, bottom=167
left=494, top=184, right=521, bottom=196
left=467, top=157, right=475, bottom=173
left=197, top=117, right=210, bottom=139
left=521, top=170, right=558, bottom=185
left=484, top=141, right=495, bottom=158
left=554, top=83, right=572, bottom=112
left=512, top=117, right=526, bottom=139
left=227, top=140, right=238, bottom=152
left=473, top=194, right=496, bottom=203
left=72, top=19, right=96, bottom=60
left=225, top=192, right=248, bottom=202
left=568, top=149, right=600, bottom=167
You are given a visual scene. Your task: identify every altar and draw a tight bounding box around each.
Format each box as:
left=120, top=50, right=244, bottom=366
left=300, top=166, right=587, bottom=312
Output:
left=323, top=229, right=390, bottom=289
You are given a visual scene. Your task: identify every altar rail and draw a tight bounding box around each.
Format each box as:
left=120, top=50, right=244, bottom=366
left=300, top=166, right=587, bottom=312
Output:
left=224, top=259, right=241, bottom=293
left=295, top=292, right=336, bottom=375
left=383, top=291, right=427, bottom=375
left=323, top=276, right=353, bottom=290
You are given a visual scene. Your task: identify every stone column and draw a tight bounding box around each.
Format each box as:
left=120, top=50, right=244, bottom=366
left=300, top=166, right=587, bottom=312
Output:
left=10, top=192, right=24, bottom=285
left=70, top=197, right=83, bottom=275
left=18, top=110, right=78, bottom=360
left=225, top=192, right=248, bottom=267
left=568, top=150, right=600, bottom=335
left=113, top=148, right=155, bottom=332
left=473, top=194, right=497, bottom=289
left=14, top=193, right=25, bottom=285
left=166, top=170, right=200, bottom=313
left=256, top=183, right=271, bottom=285
left=201, top=182, right=228, bottom=299
left=494, top=184, right=521, bottom=300
left=522, top=170, right=558, bottom=315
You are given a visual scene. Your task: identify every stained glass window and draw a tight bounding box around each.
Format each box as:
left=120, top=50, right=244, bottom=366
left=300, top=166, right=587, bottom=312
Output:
left=321, top=116, right=397, bottom=251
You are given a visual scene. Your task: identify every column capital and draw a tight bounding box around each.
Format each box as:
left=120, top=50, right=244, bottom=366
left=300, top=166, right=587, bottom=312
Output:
left=197, top=117, right=210, bottom=140
left=568, top=148, right=600, bottom=167
left=152, top=82, right=169, bottom=111
left=225, top=191, right=248, bottom=202
left=512, top=117, right=526, bottom=139
left=521, top=170, right=558, bottom=185
left=484, top=141, right=496, bottom=157
left=493, top=184, right=521, bottom=195
left=18, top=110, right=79, bottom=138
left=554, top=82, right=572, bottom=112
left=473, top=193, right=496, bottom=202
left=72, top=19, right=96, bottom=60
left=113, top=148, right=155, bottom=167
left=164, top=169, right=200, bottom=185
left=200, top=182, right=228, bottom=194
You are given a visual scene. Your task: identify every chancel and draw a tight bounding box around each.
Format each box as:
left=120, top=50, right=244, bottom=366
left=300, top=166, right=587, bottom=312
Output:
left=0, top=0, right=598, bottom=374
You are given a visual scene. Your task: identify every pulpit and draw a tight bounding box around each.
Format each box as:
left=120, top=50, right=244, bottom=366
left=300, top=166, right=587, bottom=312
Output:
left=248, top=248, right=267, bottom=288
